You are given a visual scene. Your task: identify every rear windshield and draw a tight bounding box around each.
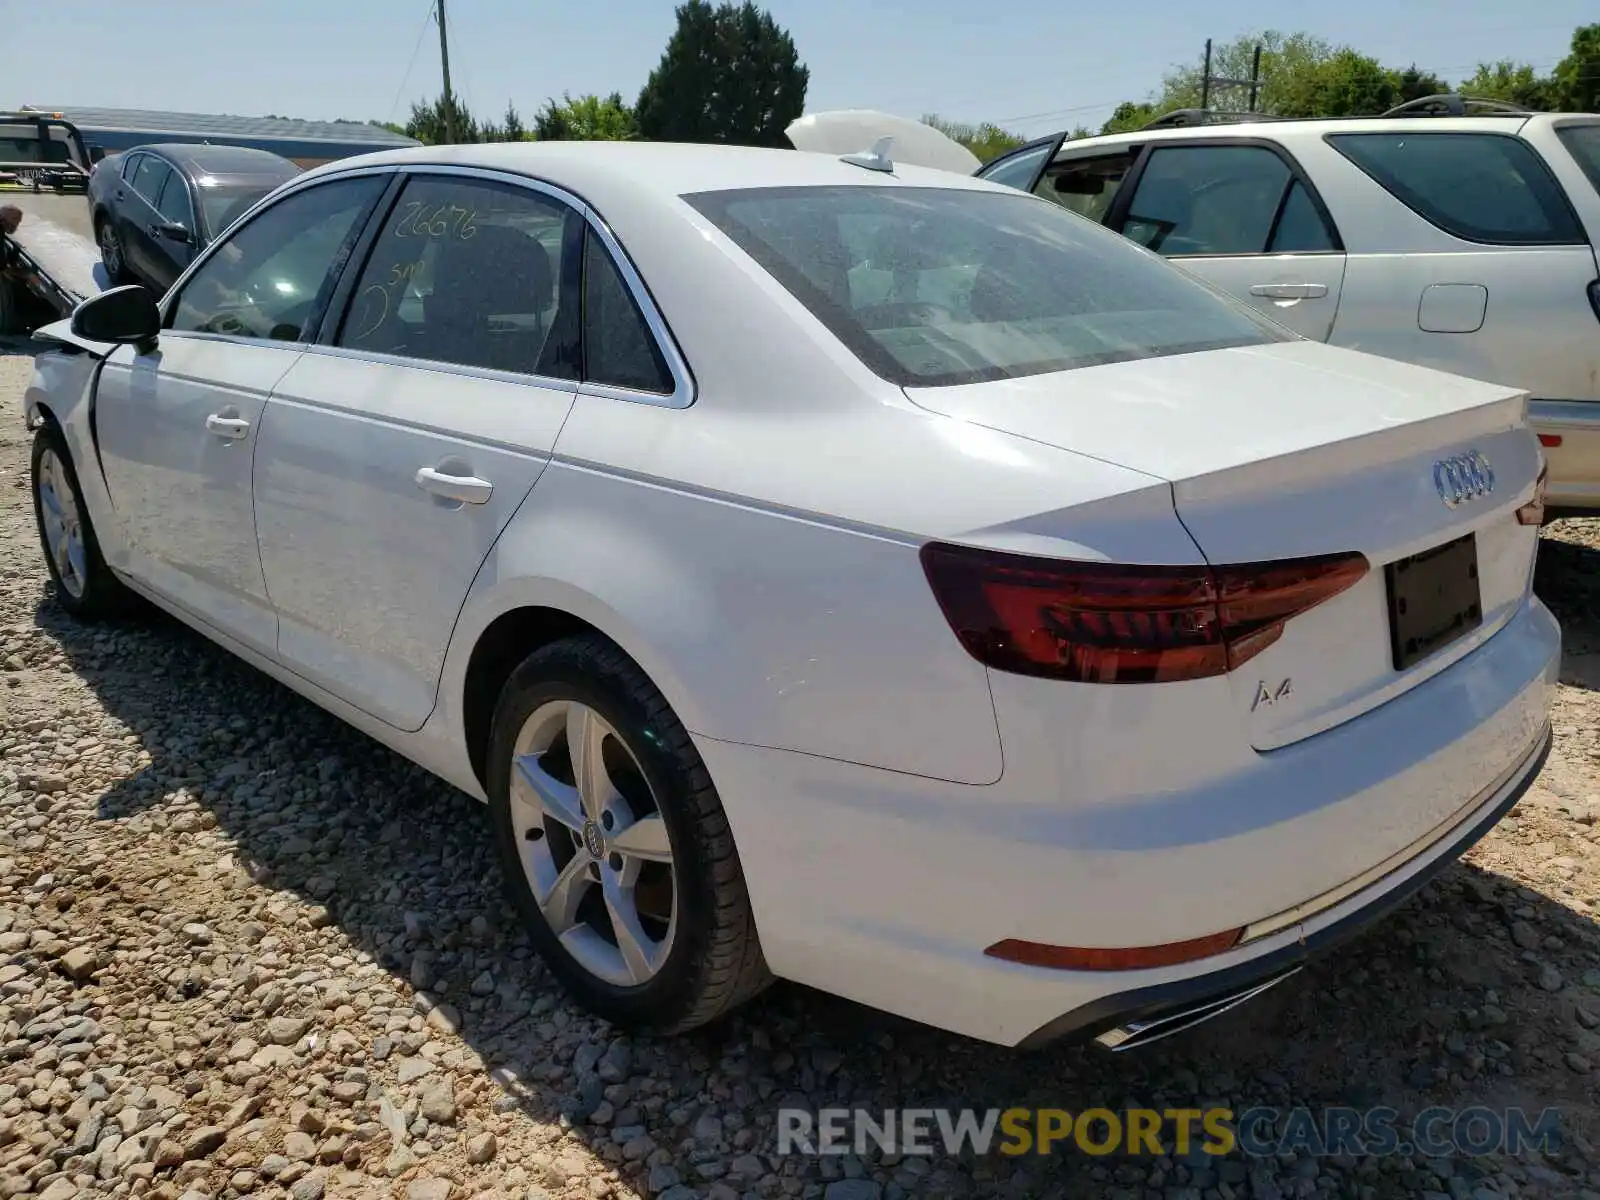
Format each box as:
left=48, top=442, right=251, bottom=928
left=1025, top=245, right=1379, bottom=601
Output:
left=683, top=185, right=1289, bottom=387
left=1556, top=124, right=1600, bottom=196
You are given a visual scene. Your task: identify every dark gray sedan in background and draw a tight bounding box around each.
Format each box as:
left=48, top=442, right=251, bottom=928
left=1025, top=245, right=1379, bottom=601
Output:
left=87, top=143, right=299, bottom=294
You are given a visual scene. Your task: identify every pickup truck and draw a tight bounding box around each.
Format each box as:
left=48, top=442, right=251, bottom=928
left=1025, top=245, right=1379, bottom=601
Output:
left=0, top=112, right=105, bottom=334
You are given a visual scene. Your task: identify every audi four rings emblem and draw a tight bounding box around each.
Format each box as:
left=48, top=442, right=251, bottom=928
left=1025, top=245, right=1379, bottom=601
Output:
left=1432, top=450, right=1495, bottom=508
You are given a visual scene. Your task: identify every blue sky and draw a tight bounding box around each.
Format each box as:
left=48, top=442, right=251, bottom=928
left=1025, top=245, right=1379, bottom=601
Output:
left=11, top=0, right=1594, bottom=137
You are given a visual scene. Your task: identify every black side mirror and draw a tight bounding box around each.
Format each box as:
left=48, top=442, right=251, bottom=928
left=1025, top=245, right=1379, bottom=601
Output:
left=154, top=221, right=193, bottom=245
left=89, top=145, right=106, bottom=164
left=71, top=285, right=161, bottom=349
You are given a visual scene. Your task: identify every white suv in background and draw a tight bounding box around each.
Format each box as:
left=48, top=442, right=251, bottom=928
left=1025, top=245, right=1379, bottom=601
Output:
left=797, top=99, right=1600, bottom=514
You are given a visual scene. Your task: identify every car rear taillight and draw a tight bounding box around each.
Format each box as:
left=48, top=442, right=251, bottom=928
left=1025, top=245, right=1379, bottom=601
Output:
left=920, top=542, right=1369, bottom=684
left=1516, top=461, right=1549, bottom=526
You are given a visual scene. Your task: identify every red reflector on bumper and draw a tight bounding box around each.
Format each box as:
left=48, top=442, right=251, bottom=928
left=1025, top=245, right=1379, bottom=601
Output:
left=1538, top=434, right=1562, bottom=448
left=984, top=928, right=1245, bottom=971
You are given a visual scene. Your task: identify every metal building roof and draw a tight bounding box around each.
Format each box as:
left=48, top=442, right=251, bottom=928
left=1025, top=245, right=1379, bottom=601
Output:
left=27, top=106, right=419, bottom=148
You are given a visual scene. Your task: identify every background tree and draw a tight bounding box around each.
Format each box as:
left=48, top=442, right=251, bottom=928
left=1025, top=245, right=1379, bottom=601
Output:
left=1459, top=61, right=1556, bottom=109
left=1554, top=24, right=1600, bottom=112
left=405, top=94, right=481, bottom=144
left=1101, top=101, right=1156, bottom=134
left=921, top=114, right=1025, bottom=162
left=635, top=0, right=809, bottom=145
left=534, top=93, right=639, bottom=141
left=1278, top=49, right=1397, bottom=117
left=1389, top=64, right=1450, bottom=105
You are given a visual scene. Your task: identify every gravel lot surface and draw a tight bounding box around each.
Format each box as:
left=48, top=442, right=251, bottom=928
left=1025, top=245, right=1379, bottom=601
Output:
left=2, top=337, right=1600, bottom=1200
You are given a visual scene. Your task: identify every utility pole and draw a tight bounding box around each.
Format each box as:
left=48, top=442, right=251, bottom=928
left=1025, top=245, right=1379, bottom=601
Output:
left=437, top=0, right=457, bottom=144
left=1196, top=38, right=1265, bottom=117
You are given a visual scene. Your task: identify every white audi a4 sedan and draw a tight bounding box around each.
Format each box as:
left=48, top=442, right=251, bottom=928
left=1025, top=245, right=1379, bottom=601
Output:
left=23, top=140, right=1558, bottom=1051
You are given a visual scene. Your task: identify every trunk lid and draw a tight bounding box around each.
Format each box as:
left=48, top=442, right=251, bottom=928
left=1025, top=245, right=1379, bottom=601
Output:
left=906, top=341, right=1543, bottom=749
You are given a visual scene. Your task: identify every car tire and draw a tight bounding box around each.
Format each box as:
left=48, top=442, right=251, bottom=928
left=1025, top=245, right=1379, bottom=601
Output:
left=95, top=215, right=130, bottom=285
left=487, top=633, right=771, bottom=1033
left=31, top=420, right=130, bottom=620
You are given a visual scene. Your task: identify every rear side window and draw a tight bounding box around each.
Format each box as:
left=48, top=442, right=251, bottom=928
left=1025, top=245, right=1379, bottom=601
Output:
left=1556, top=124, right=1600, bottom=195
left=583, top=233, right=673, bottom=394
left=1327, top=132, right=1582, bottom=245
left=684, top=185, right=1289, bottom=388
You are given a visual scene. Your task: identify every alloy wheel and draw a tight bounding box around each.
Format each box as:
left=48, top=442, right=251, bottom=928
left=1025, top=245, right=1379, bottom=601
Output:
left=36, top=447, right=87, bottom=599
left=98, top=223, right=123, bottom=277
left=509, top=699, right=678, bottom=986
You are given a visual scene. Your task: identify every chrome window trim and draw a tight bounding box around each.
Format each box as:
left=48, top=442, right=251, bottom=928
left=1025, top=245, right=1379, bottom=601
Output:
left=152, top=160, right=698, bottom=410
left=158, top=165, right=401, bottom=326
left=376, top=164, right=695, bottom=409
left=295, top=340, right=582, bottom=396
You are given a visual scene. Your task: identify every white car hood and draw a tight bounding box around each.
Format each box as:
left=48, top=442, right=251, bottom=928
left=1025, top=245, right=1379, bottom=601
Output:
left=785, top=110, right=981, bottom=175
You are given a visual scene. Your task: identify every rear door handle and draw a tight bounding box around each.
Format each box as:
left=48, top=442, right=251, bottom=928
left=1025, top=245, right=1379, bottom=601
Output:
left=415, top=466, right=493, bottom=505
left=1250, top=282, right=1329, bottom=299
left=205, top=414, right=250, bottom=440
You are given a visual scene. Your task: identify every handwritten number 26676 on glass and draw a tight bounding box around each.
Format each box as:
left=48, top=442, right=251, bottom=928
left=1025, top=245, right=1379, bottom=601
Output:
left=393, top=202, right=478, bottom=240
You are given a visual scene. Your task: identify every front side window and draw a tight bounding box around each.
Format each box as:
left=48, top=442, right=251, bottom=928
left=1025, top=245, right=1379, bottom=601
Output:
left=171, top=175, right=385, bottom=341
left=336, top=175, right=580, bottom=379
left=1035, top=153, right=1138, bottom=223
left=685, top=185, right=1288, bottom=388
left=1119, top=144, right=1335, bottom=256
left=977, top=143, right=1054, bottom=192
left=1328, top=132, right=1582, bottom=245
left=155, top=172, right=194, bottom=230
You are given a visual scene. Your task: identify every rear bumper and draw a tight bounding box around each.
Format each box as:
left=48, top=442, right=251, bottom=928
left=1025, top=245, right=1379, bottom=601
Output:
left=1528, top=400, right=1600, bottom=512
left=1026, top=721, right=1550, bottom=1049
left=696, top=595, right=1559, bottom=1047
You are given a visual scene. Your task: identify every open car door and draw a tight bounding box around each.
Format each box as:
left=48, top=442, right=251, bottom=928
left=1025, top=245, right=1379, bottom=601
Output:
left=786, top=110, right=981, bottom=175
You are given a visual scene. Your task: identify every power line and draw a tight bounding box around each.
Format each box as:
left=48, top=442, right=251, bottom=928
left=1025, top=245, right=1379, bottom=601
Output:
left=387, top=0, right=436, bottom=124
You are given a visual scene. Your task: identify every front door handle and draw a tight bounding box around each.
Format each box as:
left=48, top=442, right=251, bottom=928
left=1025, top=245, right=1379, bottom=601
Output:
left=415, top=466, right=493, bottom=505
left=1250, top=282, right=1329, bottom=300
left=205, top=414, right=250, bottom=440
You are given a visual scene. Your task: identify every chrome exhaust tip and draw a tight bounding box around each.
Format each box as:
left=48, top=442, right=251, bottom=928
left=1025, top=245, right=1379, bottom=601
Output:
left=1093, top=967, right=1302, bottom=1052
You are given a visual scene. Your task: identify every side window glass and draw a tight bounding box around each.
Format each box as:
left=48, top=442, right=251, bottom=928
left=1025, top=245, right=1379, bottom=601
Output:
left=583, top=232, right=673, bottom=394
left=1121, top=145, right=1294, bottom=256
left=1328, top=132, right=1582, bottom=245
left=131, top=157, right=172, bottom=206
left=1035, top=155, right=1137, bottom=223
left=1269, top=181, right=1335, bottom=252
left=120, top=153, right=143, bottom=182
left=977, top=143, right=1053, bottom=192
left=337, top=176, right=579, bottom=378
left=171, top=175, right=385, bottom=341
left=155, top=172, right=194, bottom=229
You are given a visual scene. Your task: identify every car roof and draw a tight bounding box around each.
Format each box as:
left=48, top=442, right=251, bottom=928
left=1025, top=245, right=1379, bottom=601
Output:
left=139, top=142, right=299, bottom=179
left=1041, top=114, right=1543, bottom=156
left=297, top=139, right=1000, bottom=206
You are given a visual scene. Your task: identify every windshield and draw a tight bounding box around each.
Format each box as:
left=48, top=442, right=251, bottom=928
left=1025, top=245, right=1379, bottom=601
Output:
left=198, top=184, right=279, bottom=239
left=684, top=184, right=1289, bottom=387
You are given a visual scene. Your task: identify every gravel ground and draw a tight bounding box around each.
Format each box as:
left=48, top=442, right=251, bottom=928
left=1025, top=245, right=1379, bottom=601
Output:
left=2, top=336, right=1600, bottom=1200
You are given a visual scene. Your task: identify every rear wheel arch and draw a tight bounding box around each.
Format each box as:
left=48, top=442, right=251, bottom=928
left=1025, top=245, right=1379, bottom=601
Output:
left=461, top=604, right=702, bottom=795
